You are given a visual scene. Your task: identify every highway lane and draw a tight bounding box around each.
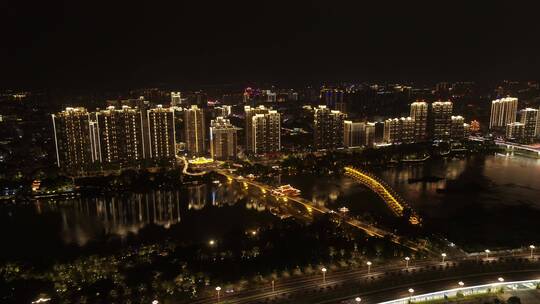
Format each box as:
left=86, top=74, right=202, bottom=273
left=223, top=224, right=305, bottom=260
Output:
left=320, top=269, right=540, bottom=304
left=185, top=252, right=540, bottom=304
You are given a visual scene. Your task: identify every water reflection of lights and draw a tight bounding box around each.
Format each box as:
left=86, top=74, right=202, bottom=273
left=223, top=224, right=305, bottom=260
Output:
left=188, top=184, right=207, bottom=210
left=49, top=190, right=183, bottom=246
left=31, top=181, right=284, bottom=247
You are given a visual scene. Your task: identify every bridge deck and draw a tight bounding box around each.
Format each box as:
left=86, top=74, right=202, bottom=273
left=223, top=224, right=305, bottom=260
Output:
left=344, top=167, right=421, bottom=225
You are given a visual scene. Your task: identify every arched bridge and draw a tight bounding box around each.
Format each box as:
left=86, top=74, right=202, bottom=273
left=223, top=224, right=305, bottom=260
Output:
left=344, top=167, right=421, bottom=225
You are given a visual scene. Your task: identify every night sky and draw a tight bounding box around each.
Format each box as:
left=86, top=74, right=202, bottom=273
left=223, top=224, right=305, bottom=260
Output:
left=3, top=1, right=540, bottom=89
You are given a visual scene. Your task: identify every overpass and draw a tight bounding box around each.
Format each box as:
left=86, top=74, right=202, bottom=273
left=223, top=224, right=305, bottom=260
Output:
left=378, top=278, right=540, bottom=304
left=469, top=136, right=540, bottom=156
left=344, top=167, right=421, bottom=225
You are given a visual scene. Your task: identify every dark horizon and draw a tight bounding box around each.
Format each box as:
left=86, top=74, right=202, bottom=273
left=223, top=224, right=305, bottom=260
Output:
left=3, top=1, right=540, bottom=90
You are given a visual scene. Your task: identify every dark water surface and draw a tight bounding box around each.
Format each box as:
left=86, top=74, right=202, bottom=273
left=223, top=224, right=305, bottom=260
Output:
left=0, top=182, right=279, bottom=263
left=282, top=154, right=540, bottom=250
left=2, top=154, right=539, bottom=261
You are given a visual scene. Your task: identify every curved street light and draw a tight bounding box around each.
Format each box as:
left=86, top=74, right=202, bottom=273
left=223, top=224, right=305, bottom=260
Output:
left=408, top=288, right=415, bottom=302
left=215, top=286, right=221, bottom=303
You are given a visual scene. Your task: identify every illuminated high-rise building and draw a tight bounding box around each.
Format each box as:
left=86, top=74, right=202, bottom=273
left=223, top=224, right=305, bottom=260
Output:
left=450, top=115, right=465, bottom=140
left=184, top=105, right=206, bottom=156
left=343, top=121, right=364, bottom=148
left=365, top=122, right=375, bottom=147
left=432, top=101, right=453, bottom=141
left=384, top=117, right=413, bottom=144
left=245, top=105, right=272, bottom=153
left=520, top=108, right=538, bottom=143
left=210, top=117, right=237, bottom=160
left=170, top=92, right=182, bottom=107
left=52, top=107, right=95, bottom=173
left=383, top=118, right=400, bottom=144
left=213, top=105, right=232, bottom=118
left=400, top=117, right=414, bottom=143
left=88, top=119, right=100, bottom=163
left=251, top=110, right=281, bottom=155
left=95, top=106, right=144, bottom=164
left=410, top=101, right=428, bottom=142
left=490, top=97, right=518, bottom=130
left=506, top=122, right=525, bottom=142
left=344, top=121, right=378, bottom=148
left=463, top=123, right=471, bottom=138
left=147, top=105, right=176, bottom=159
left=314, top=105, right=346, bottom=150
left=320, top=88, right=344, bottom=110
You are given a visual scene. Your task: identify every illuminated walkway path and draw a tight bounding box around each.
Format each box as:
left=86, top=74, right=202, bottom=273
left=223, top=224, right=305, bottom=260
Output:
left=215, top=169, right=425, bottom=252
left=344, top=167, right=421, bottom=225
left=176, top=156, right=210, bottom=176
left=470, top=136, right=540, bottom=156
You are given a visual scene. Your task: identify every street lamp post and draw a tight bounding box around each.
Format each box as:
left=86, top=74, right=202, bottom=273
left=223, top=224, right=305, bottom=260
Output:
left=484, top=249, right=490, bottom=259
left=355, top=297, right=362, bottom=303
left=441, top=253, right=447, bottom=263
left=215, top=286, right=221, bottom=303
left=321, top=267, right=327, bottom=284
left=366, top=261, right=372, bottom=274
left=408, top=288, right=415, bottom=302
left=530, top=245, right=535, bottom=258
left=405, top=257, right=410, bottom=270
left=271, top=280, right=275, bottom=292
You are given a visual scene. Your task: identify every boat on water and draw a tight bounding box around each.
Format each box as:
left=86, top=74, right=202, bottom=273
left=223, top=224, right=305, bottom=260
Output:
left=272, top=184, right=301, bottom=197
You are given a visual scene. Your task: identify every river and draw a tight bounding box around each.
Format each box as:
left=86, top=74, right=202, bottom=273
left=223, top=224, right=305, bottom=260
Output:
left=1, top=153, right=539, bottom=261
left=283, top=154, right=540, bottom=250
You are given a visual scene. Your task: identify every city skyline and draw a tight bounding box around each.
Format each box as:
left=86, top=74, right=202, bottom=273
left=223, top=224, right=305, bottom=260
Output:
left=4, top=2, right=540, bottom=304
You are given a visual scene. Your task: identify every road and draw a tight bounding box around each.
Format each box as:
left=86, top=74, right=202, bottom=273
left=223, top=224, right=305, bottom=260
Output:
left=183, top=251, right=540, bottom=304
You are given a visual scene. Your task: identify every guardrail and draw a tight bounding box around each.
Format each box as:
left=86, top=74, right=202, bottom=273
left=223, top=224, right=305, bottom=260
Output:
left=377, top=279, right=540, bottom=304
